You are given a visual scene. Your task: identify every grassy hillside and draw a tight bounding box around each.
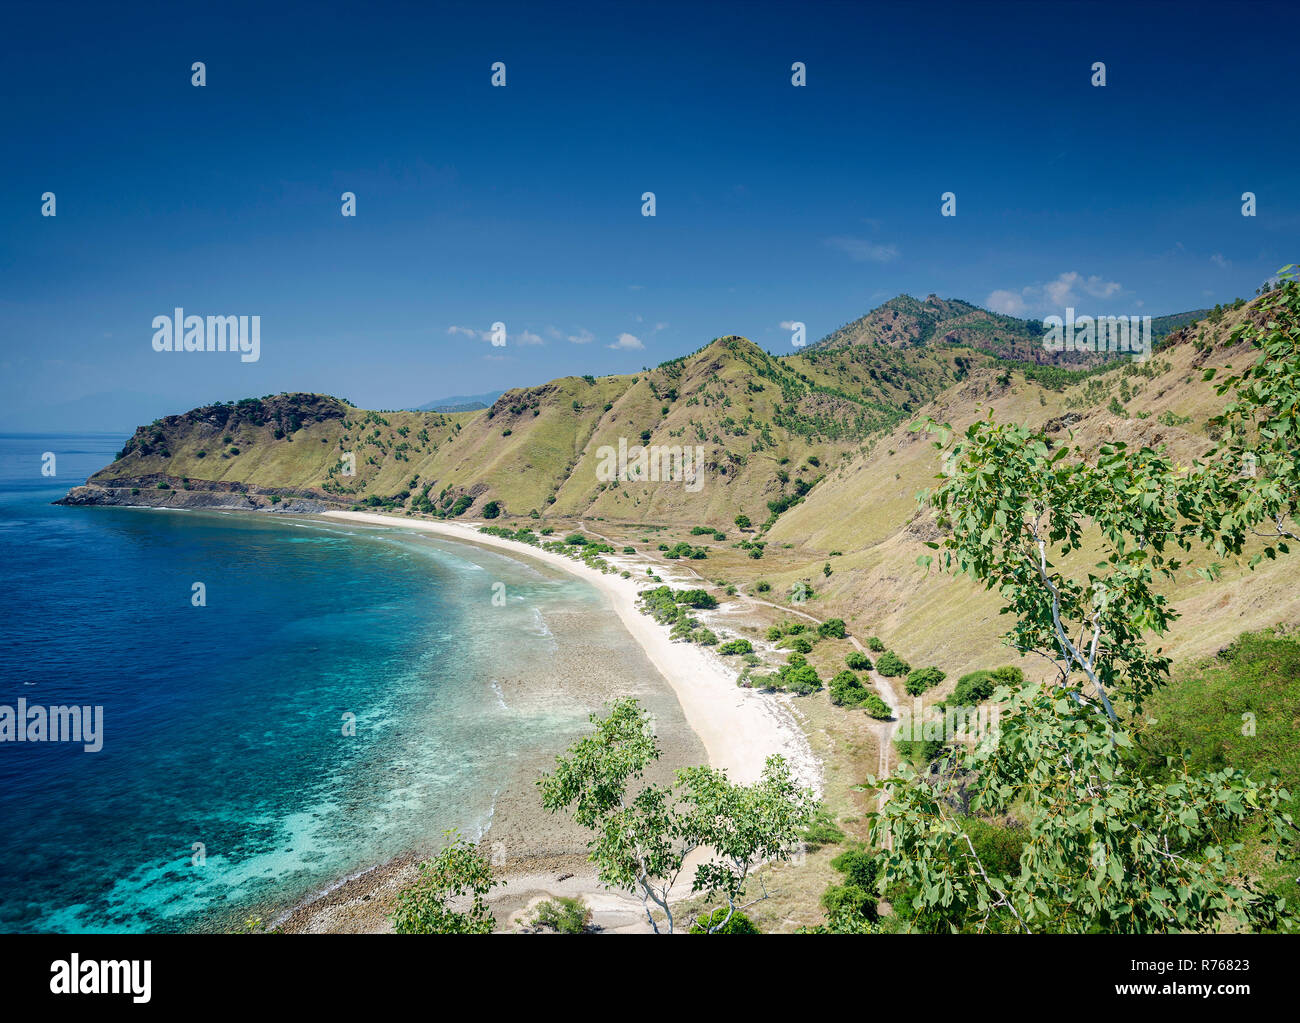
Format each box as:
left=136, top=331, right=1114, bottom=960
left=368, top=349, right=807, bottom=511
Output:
left=70, top=290, right=1293, bottom=695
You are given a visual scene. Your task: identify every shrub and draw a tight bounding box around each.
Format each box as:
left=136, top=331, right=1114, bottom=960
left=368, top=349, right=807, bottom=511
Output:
left=845, top=651, right=873, bottom=671
left=676, top=589, right=718, bottom=609
left=830, top=848, right=879, bottom=890
left=765, top=625, right=784, bottom=642
left=904, top=666, right=946, bottom=695
left=867, top=636, right=885, bottom=652
left=992, top=665, right=1024, bottom=687
left=482, top=501, right=501, bottom=519
left=530, top=896, right=591, bottom=934
left=734, top=514, right=751, bottom=528
left=718, top=639, right=753, bottom=655
left=565, top=533, right=588, bottom=545
left=876, top=651, right=910, bottom=677
left=862, top=693, right=892, bottom=719
left=783, top=636, right=814, bottom=654
left=952, top=670, right=995, bottom=704
left=818, top=618, right=847, bottom=639
left=689, top=907, right=760, bottom=934
left=755, top=580, right=771, bottom=593
left=800, top=808, right=844, bottom=848
left=820, top=884, right=877, bottom=922
left=829, top=670, right=870, bottom=707
left=766, top=662, right=821, bottom=695
left=894, top=737, right=949, bottom=770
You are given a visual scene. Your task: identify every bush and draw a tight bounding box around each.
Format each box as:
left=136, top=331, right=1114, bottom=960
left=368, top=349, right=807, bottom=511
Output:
left=718, top=639, right=753, bottom=655
left=762, top=662, right=821, bottom=695
left=734, top=514, right=751, bottom=529
left=830, top=848, right=879, bottom=890
left=817, top=618, right=847, bottom=639
left=904, top=666, right=946, bottom=696
left=755, top=580, right=771, bottom=593
left=689, top=907, right=760, bottom=934
left=992, top=665, right=1024, bottom=687
left=530, top=896, right=591, bottom=934
left=829, top=670, right=870, bottom=708
left=894, top=737, right=949, bottom=770
left=820, top=884, right=878, bottom=923
left=862, top=693, right=892, bottom=719
left=765, top=625, right=784, bottom=642
left=482, top=500, right=501, bottom=519
left=962, top=818, right=1027, bottom=878
left=783, top=636, right=814, bottom=654
left=876, top=651, right=910, bottom=677
left=845, top=651, right=873, bottom=671
left=800, top=808, right=844, bottom=848
left=676, top=589, right=718, bottom=609
left=867, top=636, right=885, bottom=652
left=952, top=670, right=995, bottom=704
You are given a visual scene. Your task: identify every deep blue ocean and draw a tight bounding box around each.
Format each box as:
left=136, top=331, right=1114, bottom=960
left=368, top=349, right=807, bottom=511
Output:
left=0, top=434, right=677, bottom=933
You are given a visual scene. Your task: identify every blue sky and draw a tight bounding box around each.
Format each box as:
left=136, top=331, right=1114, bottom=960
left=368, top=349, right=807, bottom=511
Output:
left=2, top=0, right=1296, bottom=430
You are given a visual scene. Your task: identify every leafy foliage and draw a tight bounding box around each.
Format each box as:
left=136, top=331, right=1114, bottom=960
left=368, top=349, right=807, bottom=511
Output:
left=391, top=832, right=499, bottom=934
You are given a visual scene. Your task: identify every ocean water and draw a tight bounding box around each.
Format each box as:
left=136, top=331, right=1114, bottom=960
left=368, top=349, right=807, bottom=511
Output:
left=0, top=434, right=695, bottom=933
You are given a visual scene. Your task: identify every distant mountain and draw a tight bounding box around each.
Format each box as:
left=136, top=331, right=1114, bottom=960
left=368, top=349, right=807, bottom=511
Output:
left=809, top=294, right=1210, bottom=366
left=412, top=390, right=506, bottom=413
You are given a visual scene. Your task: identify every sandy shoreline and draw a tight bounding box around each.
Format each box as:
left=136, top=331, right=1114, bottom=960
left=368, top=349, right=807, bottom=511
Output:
left=267, top=509, right=819, bottom=933
left=321, top=510, right=818, bottom=788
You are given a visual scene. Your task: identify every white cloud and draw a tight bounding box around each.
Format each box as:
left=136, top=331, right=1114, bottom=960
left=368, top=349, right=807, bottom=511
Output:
left=825, top=237, right=900, bottom=263
left=779, top=319, right=801, bottom=330
left=448, top=325, right=480, bottom=338
left=1211, top=252, right=1231, bottom=270
left=609, top=332, right=644, bottom=351
left=568, top=328, right=595, bottom=345
left=516, top=330, right=544, bottom=346
left=984, top=290, right=1028, bottom=316
left=984, top=271, right=1126, bottom=318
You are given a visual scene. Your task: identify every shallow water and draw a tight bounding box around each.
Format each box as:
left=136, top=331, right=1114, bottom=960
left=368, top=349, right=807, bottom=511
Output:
left=0, top=435, right=701, bottom=932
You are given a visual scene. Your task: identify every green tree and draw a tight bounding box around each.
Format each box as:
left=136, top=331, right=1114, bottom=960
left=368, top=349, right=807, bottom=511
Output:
left=875, top=650, right=910, bottom=677
left=873, top=280, right=1300, bottom=933
left=539, top=699, right=817, bottom=933
left=391, top=831, right=499, bottom=934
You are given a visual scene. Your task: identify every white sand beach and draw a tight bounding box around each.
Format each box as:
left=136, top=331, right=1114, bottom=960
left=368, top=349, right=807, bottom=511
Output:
left=321, top=510, right=818, bottom=789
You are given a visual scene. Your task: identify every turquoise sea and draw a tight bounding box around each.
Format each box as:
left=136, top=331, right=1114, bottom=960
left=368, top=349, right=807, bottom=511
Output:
left=0, top=434, right=697, bottom=932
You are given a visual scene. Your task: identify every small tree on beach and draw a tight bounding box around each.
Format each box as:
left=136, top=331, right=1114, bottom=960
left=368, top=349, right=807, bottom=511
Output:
left=538, top=698, right=817, bottom=933
left=391, top=831, right=500, bottom=934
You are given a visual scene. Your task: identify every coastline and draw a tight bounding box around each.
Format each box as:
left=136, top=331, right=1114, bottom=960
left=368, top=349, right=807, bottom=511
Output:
left=267, top=509, right=820, bottom=933
left=320, top=510, right=819, bottom=789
